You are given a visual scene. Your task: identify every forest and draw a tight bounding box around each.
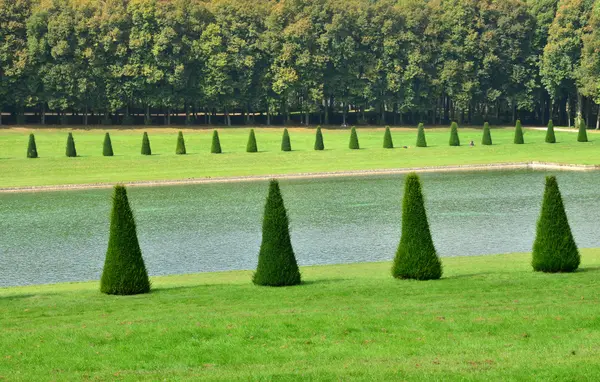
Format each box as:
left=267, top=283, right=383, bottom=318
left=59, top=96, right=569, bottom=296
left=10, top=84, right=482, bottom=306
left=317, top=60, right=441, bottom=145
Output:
left=0, top=0, right=599, bottom=127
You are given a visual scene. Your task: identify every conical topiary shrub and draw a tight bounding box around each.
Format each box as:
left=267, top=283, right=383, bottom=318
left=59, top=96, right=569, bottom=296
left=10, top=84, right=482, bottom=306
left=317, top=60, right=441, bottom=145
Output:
left=383, top=126, right=393, bottom=149
left=141, top=132, right=151, bottom=155
left=100, top=185, right=151, bottom=295
left=27, top=133, right=38, bottom=158
left=66, top=132, right=77, bottom=157
left=577, top=119, right=588, bottom=142
left=449, top=122, right=460, bottom=146
left=281, top=128, right=291, bottom=151
left=392, top=173, right=442, bottom=280
left=211, top=130, right=222, bottom=153
left=532, top=176, right=580, bottom=273
left=481, top=122, right=492, bottom=145
left=103, top=132, right=114, bottom=156
left=176, top=131, right=186, bottom=155
left=253, top=179, right=302, bottom=286
left=514, top=120, right=524, bottom=144
left=545, top=120, right=556, bottom=143
left=314, top=126, right=324, bottom=150
left=247, top=129, right=258, bottom=152
left=416, top=123, right=427, bottom=147
left=349, top=127, right=360, bottom=149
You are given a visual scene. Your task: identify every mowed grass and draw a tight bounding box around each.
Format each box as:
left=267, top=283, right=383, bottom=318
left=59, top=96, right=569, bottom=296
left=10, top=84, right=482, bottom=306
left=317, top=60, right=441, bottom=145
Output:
left=0, top=126, right=599, bottom=187
left=1, top=250, right=600, bottom=381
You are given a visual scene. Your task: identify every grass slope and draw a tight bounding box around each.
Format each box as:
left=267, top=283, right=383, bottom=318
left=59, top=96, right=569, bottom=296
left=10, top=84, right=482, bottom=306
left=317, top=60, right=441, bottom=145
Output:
left=0, top=126, right=599, bottom=188
left=2, top=250, right=600, bottom=380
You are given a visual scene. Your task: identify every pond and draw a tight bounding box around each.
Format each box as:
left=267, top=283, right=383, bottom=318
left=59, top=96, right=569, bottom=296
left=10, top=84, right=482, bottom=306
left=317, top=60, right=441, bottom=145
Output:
left=1, top=170, right=599, bottom=287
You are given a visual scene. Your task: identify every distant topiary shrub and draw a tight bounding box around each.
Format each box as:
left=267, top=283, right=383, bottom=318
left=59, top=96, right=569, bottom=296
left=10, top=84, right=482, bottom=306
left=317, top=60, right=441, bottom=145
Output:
left=383, top=126, right=393, bottom=149
left=247, top=129, right=258, bottom=152
left=281, top=128, right=291, bottom=151
left=176, top=131, right=186, bottom=155
left=314, top=126, right=324, bottom=150
left=66, top=132, right=77, bottom=157
left=416, top=123, right=427, bottom=147
left=100, top=185, right=151, bottom=295
left=103, top=132, right=114, bottom=156
left=577, top=119, right=588, bottom=142
left=349, top=127, right=360, bottom=149
left=514, top=119, right=524, bottom=144
left=392, top=173, right=442, bottom=280
left=545, top=120, right=556, bottom=143
left=449, top=122, right=460, bottom=146
left=253, top=179, right=301, bottom=287
left=211, top=130, right=222, bottom=153
left=27, top=133, right=38, bottom=158
left=532, top=176, right=580, bottom=273
left=481, top=122, right=492, bottom=145
left=141, top=132, right=151, bottom=155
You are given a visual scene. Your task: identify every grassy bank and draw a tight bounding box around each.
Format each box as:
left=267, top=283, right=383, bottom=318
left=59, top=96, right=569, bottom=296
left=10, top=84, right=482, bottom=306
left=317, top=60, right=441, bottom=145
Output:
left=2, top=250, right=600, bottom=380
left=0, top=126, right=599, bottom=188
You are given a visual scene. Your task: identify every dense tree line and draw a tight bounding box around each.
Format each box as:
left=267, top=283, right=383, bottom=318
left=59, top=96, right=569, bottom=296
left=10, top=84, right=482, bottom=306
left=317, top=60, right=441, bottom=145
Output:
left=1, top=0, right=600, bottom=127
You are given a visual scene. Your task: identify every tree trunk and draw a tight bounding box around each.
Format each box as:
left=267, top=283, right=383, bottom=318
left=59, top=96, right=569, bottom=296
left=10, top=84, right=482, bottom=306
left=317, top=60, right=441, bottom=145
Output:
left=342, top=102, right=347, bottom=125
left=225, top=108, right=231, bottom=126
left=596, top=104, right=600, bottom=130
left=84, top=105, right=88, bottom=125
left=324, top=97, right=329, bottom=125
left=567, top=98, right=571, bottom=128
left=41, top=103, right=46, bottom=125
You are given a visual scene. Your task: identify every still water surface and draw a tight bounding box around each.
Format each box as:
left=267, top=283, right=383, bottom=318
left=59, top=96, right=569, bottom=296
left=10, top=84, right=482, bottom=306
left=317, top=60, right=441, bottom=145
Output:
left=1, top=170, right=599, bottom=287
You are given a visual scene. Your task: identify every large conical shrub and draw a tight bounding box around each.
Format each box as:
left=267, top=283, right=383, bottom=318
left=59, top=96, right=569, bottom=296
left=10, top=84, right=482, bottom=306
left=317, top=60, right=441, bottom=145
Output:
left=253, top=179, right=301, bottom=287
left=281, top=128, right=291, bottom=151
left=211, top=130, right=222, bottom=153
left=349, top=127, right=360, bottom=149
left=577, top=119, right=588, bottom=142
left=532, top=176, right=580, bottom=273
left=27, top=133, right=38, bottom=158
left=383, top=126, right=394, bottom=149
left=247, top=129, right=258, bottom=152
left=176, top=131, right=186, bottom=155
left=392, top=173, right=442, bottom=280
left=416, top=123, right=427, bottom=147
left=481, top=122, right=492, bottom=145
left=103, top=132, right=114, bottom=156
left=100, top=185, right=151, bottom=295
left=141, top=132, right=151, bottom=155
left=514, top=120, right=524, bottom=144
left=545, top=120, right=556, bottom=143
left=449, top=122, right=460, bottom=146
left=66, top=132, right=77, bottom=157
left=314, top=126, right=324, bottom=151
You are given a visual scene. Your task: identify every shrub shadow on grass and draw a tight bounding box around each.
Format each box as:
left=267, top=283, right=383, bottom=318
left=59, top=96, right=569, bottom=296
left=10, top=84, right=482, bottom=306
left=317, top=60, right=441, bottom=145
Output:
left=443, top=271, right=495, bottom=280
left=0, top=293, right=38, bottom=300
left=576, top=266, right=600, bottom=273
left=301, top=278, right=349, bottom=286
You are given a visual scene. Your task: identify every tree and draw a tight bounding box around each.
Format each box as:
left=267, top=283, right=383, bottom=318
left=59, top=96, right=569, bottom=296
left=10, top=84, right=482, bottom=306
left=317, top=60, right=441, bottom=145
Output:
left=449, top=122, right=460, bottom=146
left=141, top=132, right=151, bottom=155
left=532, top=176, right=579, bottom=272
left=546, top=119, right=556, bottom=143
left=482, top=122, right=492, bottom=145
left=281, top=128, right=291, bottom=151
left=66, top=133, right=77, bottom=157
left=253, top=179, right=301, bottom=286
left=211, top=130, right=222, bottom=153
left=176, top=131, right=186, bottom=155
left=314, top=126, right=324, bottom=151
left=578, top=0, right=600, bottom=129
left=349, top=126, right=359, bottom=149
left=103, top=132, right=114, bottom=157
left=27, top=133, right=38, bottom=158
left=577, top=118, right=588, bottom=142
left=246, top=129, right=258, bottom=152
left=100, top=185, right=151, bottom=295
left=416, top=123, right=427, bottom=147
left=392, top=173, right=442, bottom=280
left=514, top=119, right=525, bottom=144
left=383, top=126, right=393, bottom=149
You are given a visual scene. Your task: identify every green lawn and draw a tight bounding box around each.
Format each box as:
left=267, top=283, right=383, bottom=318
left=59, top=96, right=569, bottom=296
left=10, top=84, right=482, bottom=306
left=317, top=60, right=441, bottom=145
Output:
left=0, top=126, right=599, bottom=188
left=1, top=250, right=599, bottom=380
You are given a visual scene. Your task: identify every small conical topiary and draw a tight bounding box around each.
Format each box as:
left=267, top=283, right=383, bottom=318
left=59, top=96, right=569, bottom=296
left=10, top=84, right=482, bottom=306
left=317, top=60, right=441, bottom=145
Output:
left=449, top=122, right=460, bottom=146
left=253, top=179, right=301, bottom=287
left=176, top=131, right=186, bottom=155
left=545, top=120, right=556, bottom=143
left=246, top=129, right=258, bottom=152
left=27, top=133, right=38, bottom=158
left=100, top=185, right=151, bottom=295
left=103, top=132, right=114, bottom=156
left=141, top=132, right=151, bottom=155
left=281, top=128, right=291, bottom=151
left=481, top=122, right=492, bottom=145
left=416, top=123, right=427, bottom=147
left=383, top=126, right=394, bottom=149
left=66, top=132, right=77, bottom=157
left=314, top=126, right=324, bottom=150
left=392, top=173, right=442, bottom=280
left=514, top=120, right=524, bottom=144
left=349, top=127, right=360, bottom=149
left=211, top=130, right=222, bottom=153
left=532, top=176, right=580, bottom=273
left=577, top=119, right=588, bottom=142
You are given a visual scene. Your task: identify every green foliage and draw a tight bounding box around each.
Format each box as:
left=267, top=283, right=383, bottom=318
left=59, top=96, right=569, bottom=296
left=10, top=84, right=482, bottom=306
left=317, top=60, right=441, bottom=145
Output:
left=122, top=115, right=135, bottom=126
left=545, top=120, right=556, bottom=143
left=281, top=128, right=291, bottom=151
left=27, top=134, right=38, bottom=158
left=211, top=130, right=222, bottom=154
left=103, top=133, right=114, bottom=157
left=392, top=173, right=442, bottom=280
left=532, top=176, right=580, bottom=273
left=246, top=129, right=258, bottom=153
left=176, top=131, right=186, bottom=155
left=449, top=122, right=460, bottom=146
left=253, top=179, right=301, bottom=287
left=349, top=127, right=360, bottom=149
left=383, top=126, right=393, bottom=149
left=100, top=185, right=151, bottom=295
left=481, top=122, right=492, bottom=145
left=314, top=126, right=324, bottom=151
left=577, top=119, right=588, bottom=142
left=416, top=123, right=427, bottom=147
left=66, top=133, right=77, bottom=157
left=514, top=120, right=524, bottom=144
left=141, top=132, right=152, bottom=155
